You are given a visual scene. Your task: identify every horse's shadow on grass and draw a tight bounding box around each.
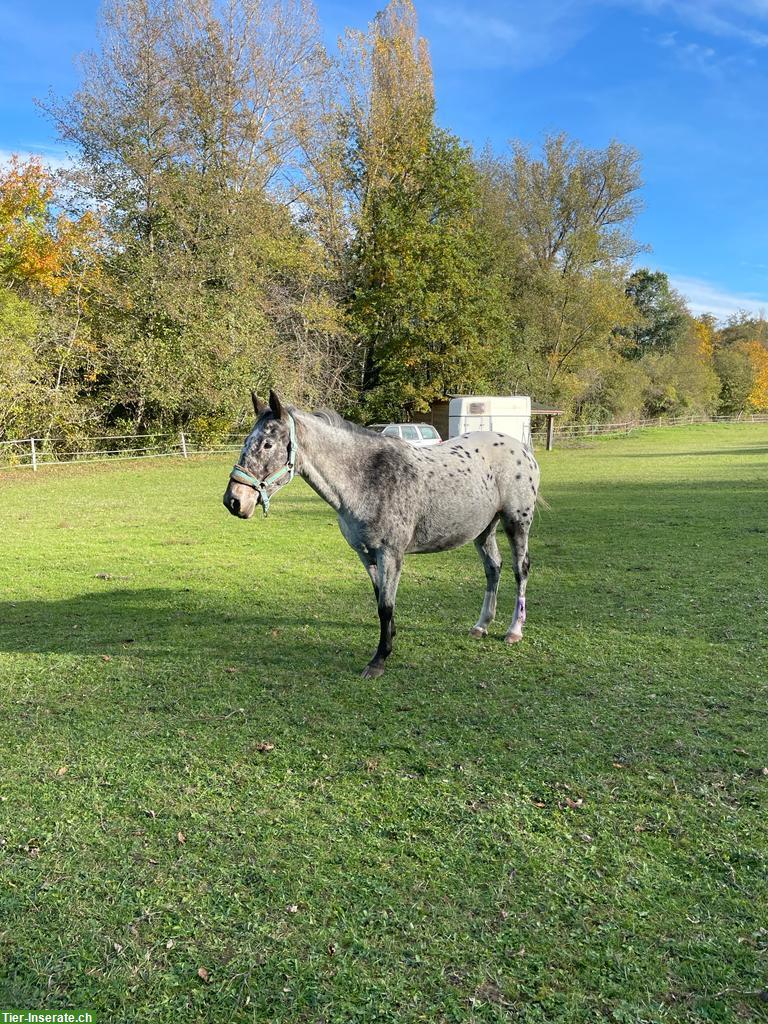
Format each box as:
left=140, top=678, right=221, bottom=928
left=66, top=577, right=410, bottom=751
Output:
left=0, top=586, right=376, bottom=674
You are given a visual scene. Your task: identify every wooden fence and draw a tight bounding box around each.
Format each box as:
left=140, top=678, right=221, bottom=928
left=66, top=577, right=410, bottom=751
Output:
left=2, top=413, right=767, bottom=470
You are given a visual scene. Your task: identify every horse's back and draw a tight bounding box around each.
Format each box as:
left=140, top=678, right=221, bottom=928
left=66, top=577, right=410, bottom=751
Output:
left=404, top=431, right=538, bottom=553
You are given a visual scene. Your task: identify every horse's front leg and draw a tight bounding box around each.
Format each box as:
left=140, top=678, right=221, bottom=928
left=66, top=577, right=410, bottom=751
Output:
left=362, top=548, right=402, bottom=679
left=356, top=552, right=379, bottom=601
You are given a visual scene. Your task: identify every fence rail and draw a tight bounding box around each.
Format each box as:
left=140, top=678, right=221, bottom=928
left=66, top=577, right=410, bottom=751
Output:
left=546, top=412, right=768, bottom=443
left=2, top=413, right=767, bottom=471
left=0, top=431, right=245, bottom=470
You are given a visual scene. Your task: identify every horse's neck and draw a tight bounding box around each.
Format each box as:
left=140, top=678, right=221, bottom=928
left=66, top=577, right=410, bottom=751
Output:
left=293, top=412, right=362, bottom=513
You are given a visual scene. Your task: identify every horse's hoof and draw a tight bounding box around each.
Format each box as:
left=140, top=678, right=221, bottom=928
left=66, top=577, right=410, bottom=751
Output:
left=504, top=631, right=523, bottom=645
left=469, top=626, right=487, bottom=639
left=362, top=663, right=385, bottom=679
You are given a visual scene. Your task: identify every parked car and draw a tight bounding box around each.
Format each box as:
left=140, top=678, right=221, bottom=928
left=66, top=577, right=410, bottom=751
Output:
left=368, top=422, right=442, bottom=447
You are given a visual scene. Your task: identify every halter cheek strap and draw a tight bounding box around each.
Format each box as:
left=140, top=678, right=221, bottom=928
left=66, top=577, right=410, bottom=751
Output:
left=229, top=413, right=297, bottom=517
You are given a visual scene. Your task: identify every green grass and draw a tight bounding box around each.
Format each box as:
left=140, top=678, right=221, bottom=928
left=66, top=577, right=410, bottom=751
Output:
left=1, top=422, right=766, bottom=1023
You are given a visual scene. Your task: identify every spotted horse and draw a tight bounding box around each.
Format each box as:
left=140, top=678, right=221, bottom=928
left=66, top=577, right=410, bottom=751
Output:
left=223, top=390, right=543, bottom=678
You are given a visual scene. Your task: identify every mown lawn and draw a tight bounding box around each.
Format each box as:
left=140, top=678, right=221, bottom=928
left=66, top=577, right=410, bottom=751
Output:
left=0, top=422, right=766, bottom=1023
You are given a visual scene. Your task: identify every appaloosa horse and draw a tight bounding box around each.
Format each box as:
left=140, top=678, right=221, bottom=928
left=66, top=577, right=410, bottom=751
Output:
left=223, top=390, right=542, bottom=678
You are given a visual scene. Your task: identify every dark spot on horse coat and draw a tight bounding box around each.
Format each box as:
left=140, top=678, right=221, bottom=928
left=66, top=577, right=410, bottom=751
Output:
left=517, top=459, right=521, bottom=465
left=364, top=448, right=413, bottom=493
left=515, top=473, right=521, bottom=480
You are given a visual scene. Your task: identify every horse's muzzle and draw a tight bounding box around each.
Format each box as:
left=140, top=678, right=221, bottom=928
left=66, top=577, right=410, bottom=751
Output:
left=223, top=486, right=257, bottom=519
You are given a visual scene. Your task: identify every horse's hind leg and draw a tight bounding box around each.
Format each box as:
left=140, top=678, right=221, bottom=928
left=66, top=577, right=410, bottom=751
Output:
left=470, top=518, right=502, bottom=638
left=502, top=514, right=531, bottom=644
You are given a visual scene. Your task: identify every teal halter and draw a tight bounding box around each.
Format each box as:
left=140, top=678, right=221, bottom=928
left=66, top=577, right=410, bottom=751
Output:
left=229, top=413, right=297, bottom=517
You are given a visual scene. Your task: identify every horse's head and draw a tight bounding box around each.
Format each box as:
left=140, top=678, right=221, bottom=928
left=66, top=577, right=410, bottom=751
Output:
left=223, top=389, right=295, bottom=519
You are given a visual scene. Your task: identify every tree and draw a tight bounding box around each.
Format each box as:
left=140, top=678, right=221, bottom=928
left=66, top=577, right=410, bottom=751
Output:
left=330, top=0, right=498, bottom=418
left=717, top=311, right=768, bottom=348
left=621, top=269, right=689, bottom=358
left=713, top=345, right=755, bottom=414
left=693, top=313, right=716, bottom=360
left=742, top=341, right=768, bottom=412
left=0, top=157, right=103, bottom=441
left=349, top=129, right=500, bottom=418
left=476, top=134, right=643, bottom=409
left=642, top=338, right=720, bottom=418
left=47, top=0, right=350, bottom=432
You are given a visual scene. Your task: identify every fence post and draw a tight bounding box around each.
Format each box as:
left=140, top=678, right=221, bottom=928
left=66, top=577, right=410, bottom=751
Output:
left=179, top=431, right=188, bottom=458
left=30, top=437, right=37, bottom=472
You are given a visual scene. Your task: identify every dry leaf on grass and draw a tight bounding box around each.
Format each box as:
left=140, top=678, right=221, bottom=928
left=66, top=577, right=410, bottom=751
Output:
left=561, top=797, right=584, bottom=810
left=255, top=742, right=275, bottom=753
left=197, top=966, right=210, bottom=983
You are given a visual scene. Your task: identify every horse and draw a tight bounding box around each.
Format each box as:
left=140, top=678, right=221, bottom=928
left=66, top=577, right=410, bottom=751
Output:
left=223, top=390, right=542, bottom=678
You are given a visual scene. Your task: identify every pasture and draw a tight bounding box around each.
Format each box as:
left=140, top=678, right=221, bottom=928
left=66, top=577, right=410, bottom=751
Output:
left=0, top=422, right=766, bottom=1022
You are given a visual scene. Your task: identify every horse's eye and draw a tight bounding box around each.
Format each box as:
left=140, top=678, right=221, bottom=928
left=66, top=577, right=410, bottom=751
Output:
left=263, top=441, right=273, bottom=450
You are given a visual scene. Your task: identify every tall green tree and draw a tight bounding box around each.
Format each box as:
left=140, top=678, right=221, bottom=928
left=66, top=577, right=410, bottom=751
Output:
left=621, top=268, right=689, bottom=358
left=350, top=129, right=500, bottom=418
left=336, top=0, right=499, bottom=418
left=476, top=134, right=643, bottom=410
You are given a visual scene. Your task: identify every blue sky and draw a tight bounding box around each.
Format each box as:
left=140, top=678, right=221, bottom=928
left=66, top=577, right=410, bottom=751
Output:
left=2, top=0, right=767, bottom=319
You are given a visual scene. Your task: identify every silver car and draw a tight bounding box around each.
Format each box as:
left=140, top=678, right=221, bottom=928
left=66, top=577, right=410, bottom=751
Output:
left=369, top=422, right=442, bottom=447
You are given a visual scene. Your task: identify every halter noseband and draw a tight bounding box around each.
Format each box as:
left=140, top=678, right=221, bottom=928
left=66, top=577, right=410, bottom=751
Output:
left=229, top=413, right=297, bottom=517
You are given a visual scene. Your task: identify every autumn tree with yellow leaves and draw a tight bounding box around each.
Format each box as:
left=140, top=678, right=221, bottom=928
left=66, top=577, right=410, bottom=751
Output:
left=0, top=157, right=103, bottom=440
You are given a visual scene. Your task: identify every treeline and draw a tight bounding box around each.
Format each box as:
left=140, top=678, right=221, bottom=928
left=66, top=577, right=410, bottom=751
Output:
left=1, top=0, right=767, bottom=444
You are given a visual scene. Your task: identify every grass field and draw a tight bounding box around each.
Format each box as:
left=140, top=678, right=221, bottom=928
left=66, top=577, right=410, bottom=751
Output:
left=1, top=422, right=767, bottom=1023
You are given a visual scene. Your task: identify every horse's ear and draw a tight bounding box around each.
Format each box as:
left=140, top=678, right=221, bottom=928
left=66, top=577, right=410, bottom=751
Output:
left=269, top=389, right=286, bottom=420
left=251, top=392, right=269, bottom=416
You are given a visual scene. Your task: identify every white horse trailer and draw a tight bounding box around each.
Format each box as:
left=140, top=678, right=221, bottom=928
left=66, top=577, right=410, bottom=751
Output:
left=448, top=395, right=533, bottom=448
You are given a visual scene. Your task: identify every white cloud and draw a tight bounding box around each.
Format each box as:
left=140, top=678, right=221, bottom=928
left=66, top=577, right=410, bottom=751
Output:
left=433, top=8, right=520, bottom=45
left=428, top=0, right=768, bottom=72
left=670, top=1, right=768, bottom=47
left=670, top=274, right=768, bottom=320
left=0, top=146, right=72, bottom=171
left=428, top=2, right=591, bottom=70
left=617, top=0, right=768, bottom=45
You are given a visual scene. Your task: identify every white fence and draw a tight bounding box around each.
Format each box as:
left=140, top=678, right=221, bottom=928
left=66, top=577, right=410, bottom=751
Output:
left=547, top=412, right=768, bottom=444
left=2, top=412, right=768, bottom=471
left=0, top=430, right=244, bottom=471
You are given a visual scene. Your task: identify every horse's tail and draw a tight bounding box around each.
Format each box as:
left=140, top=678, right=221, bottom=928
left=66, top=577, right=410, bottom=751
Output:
left=535, top=490, right=551, bottom=512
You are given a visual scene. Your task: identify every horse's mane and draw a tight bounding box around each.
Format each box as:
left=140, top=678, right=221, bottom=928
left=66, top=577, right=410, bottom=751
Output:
left=311, top=408, right=383, bottom=439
